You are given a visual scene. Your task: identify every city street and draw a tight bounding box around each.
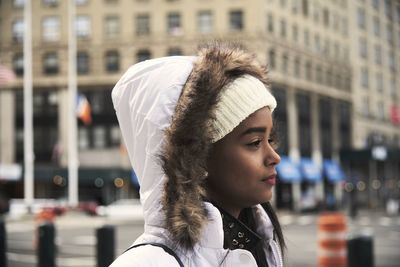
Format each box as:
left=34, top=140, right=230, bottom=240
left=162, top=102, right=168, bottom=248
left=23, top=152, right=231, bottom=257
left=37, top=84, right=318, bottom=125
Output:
left=4, top=209, right=400, bottom=267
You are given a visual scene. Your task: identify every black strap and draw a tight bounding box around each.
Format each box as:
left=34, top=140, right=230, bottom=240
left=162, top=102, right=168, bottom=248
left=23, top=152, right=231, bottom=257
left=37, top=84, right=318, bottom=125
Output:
left=124, top=242, right=184, bottom=267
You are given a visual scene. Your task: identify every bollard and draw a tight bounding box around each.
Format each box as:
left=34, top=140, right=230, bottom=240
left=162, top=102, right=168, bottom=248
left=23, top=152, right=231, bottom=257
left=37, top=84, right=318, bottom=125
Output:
left=348, top=234, right=374, bottom=267
left=38, top=222, right=56, bottom=267
left=0, top=218, right=6, bottom=267
left=97, top=225, right=115, bottom=267
left=317, top=212, right=347, bottom=267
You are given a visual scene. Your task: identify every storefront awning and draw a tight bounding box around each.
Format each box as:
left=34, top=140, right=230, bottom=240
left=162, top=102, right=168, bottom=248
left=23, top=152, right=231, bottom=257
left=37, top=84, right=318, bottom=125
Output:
left=323, top=160, right=345, bottom=182
left=276, top=156, right=302, bottom=182
left=300, top=158, right=322, bottom=182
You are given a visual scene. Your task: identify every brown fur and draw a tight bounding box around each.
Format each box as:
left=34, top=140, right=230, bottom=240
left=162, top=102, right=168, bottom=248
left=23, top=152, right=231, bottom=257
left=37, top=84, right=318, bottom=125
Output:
left=160, top=41, right=270, bottom=250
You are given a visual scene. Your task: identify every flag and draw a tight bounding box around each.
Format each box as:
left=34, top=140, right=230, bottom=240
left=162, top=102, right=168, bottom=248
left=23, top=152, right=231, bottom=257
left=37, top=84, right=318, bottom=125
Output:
left=391, top=105, right=400, bottom=125
left=0, top=65, right=16, bottom=86
left=76, top=94, right=92, bottom=125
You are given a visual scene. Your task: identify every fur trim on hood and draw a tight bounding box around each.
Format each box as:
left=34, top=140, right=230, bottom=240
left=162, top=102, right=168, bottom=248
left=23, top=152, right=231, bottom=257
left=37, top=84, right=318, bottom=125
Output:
left=161, top=42, right=270, bottom=250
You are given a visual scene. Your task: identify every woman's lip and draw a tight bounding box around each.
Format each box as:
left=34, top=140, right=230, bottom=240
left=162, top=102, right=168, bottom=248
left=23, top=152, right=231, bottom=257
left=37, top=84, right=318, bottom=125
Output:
left=262, top=175, right=277, bottom=185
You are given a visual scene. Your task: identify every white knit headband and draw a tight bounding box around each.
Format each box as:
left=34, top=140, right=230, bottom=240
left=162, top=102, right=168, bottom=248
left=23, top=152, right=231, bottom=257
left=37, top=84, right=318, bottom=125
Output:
left=210, top=74, right=277, bottom=143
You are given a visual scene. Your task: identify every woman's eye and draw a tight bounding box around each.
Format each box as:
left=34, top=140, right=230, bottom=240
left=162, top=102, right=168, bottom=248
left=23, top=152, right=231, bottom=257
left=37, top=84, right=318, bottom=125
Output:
left=247, top=139, right=262, bottom=148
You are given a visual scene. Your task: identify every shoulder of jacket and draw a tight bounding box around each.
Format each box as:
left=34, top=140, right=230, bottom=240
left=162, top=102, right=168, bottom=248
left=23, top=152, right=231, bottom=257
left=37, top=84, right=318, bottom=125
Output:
left=109, top=245, right=181, bottom=267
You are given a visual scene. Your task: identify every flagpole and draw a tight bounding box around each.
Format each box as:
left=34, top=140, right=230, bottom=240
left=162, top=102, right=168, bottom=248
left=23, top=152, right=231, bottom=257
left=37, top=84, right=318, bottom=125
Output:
left=23, top=0, right=34, bottom=212
left=68, top=0, right=78, bottom=207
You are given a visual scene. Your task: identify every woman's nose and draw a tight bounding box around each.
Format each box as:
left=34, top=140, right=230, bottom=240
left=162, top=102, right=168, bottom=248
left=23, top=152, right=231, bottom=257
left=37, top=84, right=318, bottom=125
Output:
left=264, top=144, right=281, bottom=166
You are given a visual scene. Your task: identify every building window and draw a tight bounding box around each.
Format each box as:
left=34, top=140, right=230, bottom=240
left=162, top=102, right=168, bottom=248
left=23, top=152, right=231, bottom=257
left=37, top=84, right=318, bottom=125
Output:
left=12, top=19, right=24, bottom=43
left=359, top=37, right=368, bottom=58
left=105, top=50, right=119, bottom=72
left=376, top=72, right=384, bottom=92
left=316, top=65, right=323, bottom=84
left=136, top=49, right=151, bottom=62
left=136, top=14, right=150, bottom=35
left=357, top=8, right=366, bottom=29
left=104, top=16, right=120, bottom=38
left=42, top=16, right=60, bottom=42
left=388, top=50, right=395, bottom=71
left=268, top=49, right=275, bottom=70
left=78, top=128, right=90, bottom=150
left=281, top=53, right=289, bottom=73
left=305, top=61, right=312, bottom=80
left=13, top=0, right=25, bottom=8
left=362, top=96, right=369, bottom=117
left=314, top=34, right=321, bottom=53
left=313, top=3, right=320, bottom=22
left=229, top=10, right=243, bottom=31
left=326, top=69, right=332, bottom=86
left=43, top=0, right=58, bottom=6
left=384, top=0, right=392, bottom=19
left=324, top=39, right=330, bottom=56
left=323, top=8, right=329, bottom=27
left=345, top=75, right=351, bottom=91
left=75, top=15, right=91, bottom=38
left=90, top=92, right=104, bottom=115
left=168, top=47, right=182, bottom=56
left=397, top=5, right=400, bottom=24
left=372, top=0, right=379, bottom=10
left=197, top=11, right=213, bottom=34
left=110, top=125, right=121, bottom=146
left=361, top=67, right=369, bottom=88
left=373, top=17, right=380, bottom=36
left=267, top=14, right=274, bottom=33
left=292, top=24, right=298, bottom=42
left=291, top=0, right=299, bottom=14
left=304, top=29, right=310, bottom=47
left=13, top=53, right=24, bottom=76
left=43, top=52, right=59, bottom=75
left=75, top=0, right=88, bottom=5
left=341, top=17, right=348, bottom=36
left=386, top=24, right=393, bottom=44
left=302, top=0, right=309, bottom=16
left=377, top=101, right=385, bottom=120
left=294, top=57, right=301, bottom=78
left=374, top=45, right=382, bottom=65
left=390, top=78, right=396, bottom=97
left=334, top=42, right=340, bottom=58
left=167, top=12, right=182, bottom=35
left=280, top=19, right=286, bottom=38
left=332, top=12, right=340, bottom=31
left=77, top=51, right=89, bottom=74
left=93, top=126, right=106, bottom=148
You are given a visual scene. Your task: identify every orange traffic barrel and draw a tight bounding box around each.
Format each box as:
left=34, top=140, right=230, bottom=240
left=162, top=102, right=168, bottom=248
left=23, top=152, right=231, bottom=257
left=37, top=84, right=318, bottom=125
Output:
left=318, top=212, right=347, bottom=267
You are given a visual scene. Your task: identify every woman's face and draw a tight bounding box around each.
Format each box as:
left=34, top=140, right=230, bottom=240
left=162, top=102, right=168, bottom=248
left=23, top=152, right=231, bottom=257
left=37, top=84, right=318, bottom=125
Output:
left=206, top=106, right=280, bottom=217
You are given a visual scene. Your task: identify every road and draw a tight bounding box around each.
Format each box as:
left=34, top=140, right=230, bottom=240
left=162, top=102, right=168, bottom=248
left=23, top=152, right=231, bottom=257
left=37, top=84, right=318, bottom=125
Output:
left=5, top=210, right=400, bottom=267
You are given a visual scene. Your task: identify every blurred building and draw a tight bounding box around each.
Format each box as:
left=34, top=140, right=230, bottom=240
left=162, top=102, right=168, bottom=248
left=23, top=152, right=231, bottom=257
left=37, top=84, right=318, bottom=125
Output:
left=0, top=0, right=399, bottom=209
left=343, top=0, right=400, bottom=210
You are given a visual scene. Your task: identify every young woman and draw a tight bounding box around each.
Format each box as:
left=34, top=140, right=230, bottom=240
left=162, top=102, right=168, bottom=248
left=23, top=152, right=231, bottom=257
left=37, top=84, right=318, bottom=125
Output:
left=110, top=42, right=285, bottom=267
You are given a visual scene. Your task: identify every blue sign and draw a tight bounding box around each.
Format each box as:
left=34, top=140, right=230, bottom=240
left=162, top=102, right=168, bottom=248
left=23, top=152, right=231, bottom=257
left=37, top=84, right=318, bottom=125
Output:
left=276, top=156, right=302, bottom=182
left=300, top=158, right=322, bottom=182
left=323, top=160, right=345, bottom=182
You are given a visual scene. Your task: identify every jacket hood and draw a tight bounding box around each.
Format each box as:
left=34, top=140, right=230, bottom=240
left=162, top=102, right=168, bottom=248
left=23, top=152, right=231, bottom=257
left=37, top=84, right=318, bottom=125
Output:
left=112, top=43, right=271, bottom=250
